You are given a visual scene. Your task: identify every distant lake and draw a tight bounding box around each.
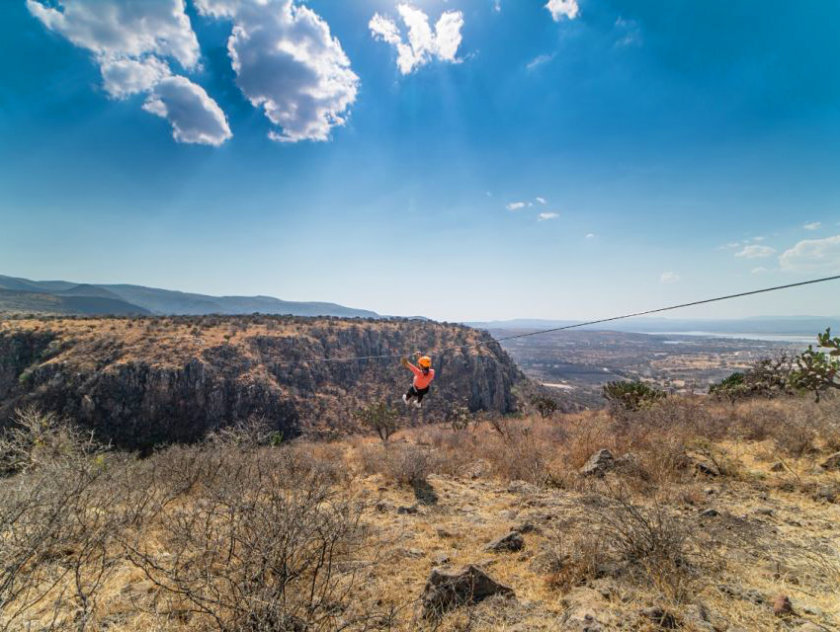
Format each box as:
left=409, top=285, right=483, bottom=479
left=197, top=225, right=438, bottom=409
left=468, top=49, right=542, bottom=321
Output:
left=649, top=331, right=815, bottom=344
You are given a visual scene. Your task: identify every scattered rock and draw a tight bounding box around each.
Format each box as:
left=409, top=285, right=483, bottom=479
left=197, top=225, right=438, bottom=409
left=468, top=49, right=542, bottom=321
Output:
left=755, top=507, right=775, bottom=516
left=404, top=548, right=424, bottom=559
left=484, top=531, right=525, bottom=553
left=704, top=487, right=716, bottom=495
left=814, top=484, right=838, bottom=503
left=514, top=522, right=540, bottom=534
left=580, top=449, right=615, bottom=477
left=770, top=461, right=785, bottom=472
left=640, top=606, right=679, bottom=629
left=773, top=594, right=794, bottom=617
left=375, top=501, right=392, bottom=513
left=699, top=508, right=720, bottom=518
left=432, top=552, right=451, bottom=565
left=820, top=452, right=840, bottom=470
left=718, top=584, right=764, bottom=604
left=397, top=505, right=418, bottom=515
left=436, top=527, right=454, bottom=538
left=695, top=460, right=721, bottom=477
left=420, top=564, right=514, bottom=618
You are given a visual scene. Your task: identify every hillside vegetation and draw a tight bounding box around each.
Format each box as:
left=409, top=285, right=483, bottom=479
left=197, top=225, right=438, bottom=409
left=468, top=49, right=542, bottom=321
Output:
left=0, top=315, right=524, bottom=449
left=1, top=395, right=838, bottom=631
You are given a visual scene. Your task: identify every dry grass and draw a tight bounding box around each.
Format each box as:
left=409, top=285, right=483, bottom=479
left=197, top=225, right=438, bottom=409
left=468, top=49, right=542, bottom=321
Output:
left=1, top=395, right=839, bottom=631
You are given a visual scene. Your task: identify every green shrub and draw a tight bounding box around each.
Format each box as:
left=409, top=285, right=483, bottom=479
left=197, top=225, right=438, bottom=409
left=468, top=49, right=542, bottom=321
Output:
left=603, top=381, right=666, bottom=412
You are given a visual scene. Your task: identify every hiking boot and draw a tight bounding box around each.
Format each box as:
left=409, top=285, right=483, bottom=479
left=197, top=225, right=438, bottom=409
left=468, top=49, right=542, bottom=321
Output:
left=414, top=400, right=422, bottom=409
left=402, top=394, right=409, bottom=405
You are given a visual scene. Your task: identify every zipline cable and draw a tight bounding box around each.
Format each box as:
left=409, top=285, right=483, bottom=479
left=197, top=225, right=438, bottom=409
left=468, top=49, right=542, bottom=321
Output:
left=316, top=273, right=840, bottom=364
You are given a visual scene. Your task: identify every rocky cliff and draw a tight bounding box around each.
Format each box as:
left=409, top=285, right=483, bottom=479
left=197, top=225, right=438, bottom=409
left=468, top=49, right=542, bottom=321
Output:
left=0, top=315, right=527, bottom=450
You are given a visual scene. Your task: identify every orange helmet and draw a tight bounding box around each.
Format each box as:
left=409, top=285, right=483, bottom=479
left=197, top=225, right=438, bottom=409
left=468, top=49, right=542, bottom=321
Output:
left=418, top=355, right=432, bottom=369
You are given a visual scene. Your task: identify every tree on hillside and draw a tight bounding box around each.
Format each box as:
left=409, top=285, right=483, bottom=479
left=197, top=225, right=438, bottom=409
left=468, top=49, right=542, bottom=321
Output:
left=792, top=328, right=840, bottom=402
left=709, top=354, right=795, bottom=401
left=531, top=396, right=559, bottom=419
left=356, top=401, right=400, bottom=443
left=603, top=381, right=666, bottom=413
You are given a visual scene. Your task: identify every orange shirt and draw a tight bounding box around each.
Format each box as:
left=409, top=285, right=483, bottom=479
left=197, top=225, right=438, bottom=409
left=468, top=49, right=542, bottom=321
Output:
left=406, top=363, right=435, bottom=389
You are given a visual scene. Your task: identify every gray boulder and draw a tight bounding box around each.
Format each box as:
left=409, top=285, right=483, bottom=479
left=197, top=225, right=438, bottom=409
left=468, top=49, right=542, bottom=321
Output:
left=484, top=531, right=525, bottom=553
left=421, top=564, right=514, bottom=618
left=580, top=449, right=615, bottom=477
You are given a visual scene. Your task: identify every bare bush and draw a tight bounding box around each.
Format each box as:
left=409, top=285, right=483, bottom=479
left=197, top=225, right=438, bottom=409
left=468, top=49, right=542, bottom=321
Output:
left=125, top=447, right=369, bottom=632
left=546, top=487, right=700, bottom=603
left=0, top=407, right=102, bottom=476
left=0, top=416, right=123, bottom=632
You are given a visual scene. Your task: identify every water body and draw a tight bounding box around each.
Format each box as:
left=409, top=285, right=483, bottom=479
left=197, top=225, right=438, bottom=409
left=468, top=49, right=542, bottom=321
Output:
left=649, top=332, right=815, bottom=344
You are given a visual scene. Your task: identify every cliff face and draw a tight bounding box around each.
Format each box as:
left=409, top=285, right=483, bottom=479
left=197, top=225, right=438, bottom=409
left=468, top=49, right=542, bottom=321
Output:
left=0, top=316, right=526, bottom=450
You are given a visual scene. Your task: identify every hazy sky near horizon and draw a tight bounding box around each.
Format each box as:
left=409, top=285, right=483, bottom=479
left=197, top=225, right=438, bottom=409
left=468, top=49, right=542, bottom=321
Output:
left=2, top=0, right=839, bottom=321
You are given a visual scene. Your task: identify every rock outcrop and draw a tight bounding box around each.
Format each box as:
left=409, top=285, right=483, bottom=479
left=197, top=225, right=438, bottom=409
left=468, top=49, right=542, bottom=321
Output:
left=0, top=315, right=527, bottom=450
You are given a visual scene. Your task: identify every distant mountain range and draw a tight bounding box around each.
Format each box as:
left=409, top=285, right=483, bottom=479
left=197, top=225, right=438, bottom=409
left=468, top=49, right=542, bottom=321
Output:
left=467, top=316, right=840, bottom=337
left=0, top=275, right=380, bottom=318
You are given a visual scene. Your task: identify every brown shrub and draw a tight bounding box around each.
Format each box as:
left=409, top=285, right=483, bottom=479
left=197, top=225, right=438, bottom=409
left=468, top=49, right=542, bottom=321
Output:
left=125, top=447, right=371, bottom=632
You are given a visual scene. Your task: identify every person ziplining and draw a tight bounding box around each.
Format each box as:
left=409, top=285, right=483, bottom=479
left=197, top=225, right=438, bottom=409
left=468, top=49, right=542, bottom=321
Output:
left=401, top=353, right=435, bottom=408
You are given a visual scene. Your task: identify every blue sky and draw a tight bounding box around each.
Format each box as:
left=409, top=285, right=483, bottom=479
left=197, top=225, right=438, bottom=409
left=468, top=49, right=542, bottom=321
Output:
left=1, top=0, right=839, bottom=321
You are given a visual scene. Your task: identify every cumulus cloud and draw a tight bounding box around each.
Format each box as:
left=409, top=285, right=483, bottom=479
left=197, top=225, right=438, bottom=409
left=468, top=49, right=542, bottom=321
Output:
left=538, top=212, right=559, bottom=221
left=195, top=0, right=358, bottom=143
left=369, top=4, right=464, bottom=75
left=660, top=271, right=680, bottom=284
left=27, top=0, right=231, bottom=145
left=779, top=235, right=840, bottom=273
left=536, top=197, right=547, bottom=205
left=143, top=76, right=232, bottom=146
left=506, top=202, right=527, bottom=211
left=585, top=233, right=596, bottom=239
left=26, top=0, right=200, bottom=69
left=803, top=221, right=822, bottom=231
left=735, top=245, right=776, bottom=259
left=545, top=0, right=579, bottom=22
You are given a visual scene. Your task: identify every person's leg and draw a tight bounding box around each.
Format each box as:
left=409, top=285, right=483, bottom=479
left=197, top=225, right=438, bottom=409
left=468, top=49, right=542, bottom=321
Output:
left=413, top=387, right=429, bottom=407
left=404, top=385, right=418, bottom=402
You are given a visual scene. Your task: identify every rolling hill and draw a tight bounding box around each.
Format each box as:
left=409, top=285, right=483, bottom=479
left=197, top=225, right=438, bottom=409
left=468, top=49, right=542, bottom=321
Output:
left=0, top=274, right=379, bottom=318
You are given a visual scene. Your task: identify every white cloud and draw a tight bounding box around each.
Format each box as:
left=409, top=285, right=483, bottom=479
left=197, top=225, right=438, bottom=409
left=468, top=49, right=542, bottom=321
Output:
left=27, top=0, right=231, bottom=146
left=660, top=272, right=680, bottom=284
left=779, top=235, right=840, bottom=274
left=196, top=0, right=358, bottom=143
left=585, top=233, right=596, bottom=239
left=735, top=245, right=776, bottom=259
left=526, top=53, right=555, bottom=71
left=545, top=0, right=579, bottom=22
left=26, top=0, right=200, bottom=69
left=143, top=76, right=231, bottom=146
left=538, top=212, right=559, bottom=221
left=803, top=222, right=822, bottom=231
left=369, top=4, right=464, bottom=75
left=751, top=266, right=768, bottom=274
left=536, top=197, right=547, bottom=205
left=100, top=57, right=171, bottom=98
left=492, top=0, right=502, bottom=13
left=718, top=241, right=742, bottom=250
left=506, top=202, right=526, bottom=211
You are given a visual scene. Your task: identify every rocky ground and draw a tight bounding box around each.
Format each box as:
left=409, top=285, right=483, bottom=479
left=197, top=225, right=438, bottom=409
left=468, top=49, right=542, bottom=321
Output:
left=2, top=399, right=838, bottom=631
left=348, top=435, right=839, bottom=631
